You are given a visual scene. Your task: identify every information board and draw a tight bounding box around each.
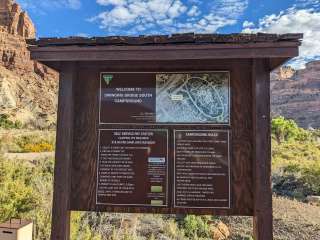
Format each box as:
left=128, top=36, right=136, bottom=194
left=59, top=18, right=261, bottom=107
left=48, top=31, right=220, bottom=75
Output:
left=97, top=129, right=168, bottom=206
left=174, top=130, right=230, bottom=209
left=97, top=72, right=231, bottom=210
left=100, top=72, right=230, bottom=125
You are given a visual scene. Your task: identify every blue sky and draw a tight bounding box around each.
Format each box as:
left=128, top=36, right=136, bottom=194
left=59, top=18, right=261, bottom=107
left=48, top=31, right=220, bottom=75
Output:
left=16, top=0, right=320, bottom=68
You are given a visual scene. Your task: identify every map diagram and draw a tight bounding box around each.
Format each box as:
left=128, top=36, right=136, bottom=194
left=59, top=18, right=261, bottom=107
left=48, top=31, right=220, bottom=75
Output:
left=156, top=73, right=230, bottom=123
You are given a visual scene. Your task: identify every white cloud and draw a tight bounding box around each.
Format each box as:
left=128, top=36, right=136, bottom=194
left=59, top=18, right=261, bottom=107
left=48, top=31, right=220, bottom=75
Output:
left=67, top=0, right=81, bottom=9
left=287, top=54, right=320, bottom=69
left=243, top=20, right=254, bottom=28
left=176, top=15, right=236, bottom=33
left=187, top=5, right=200, bottom=17
left=295, top=0, right=320, bottom=8
left=243, top=8, right=320, bottom=69
left=211, top=0, right=248, bottom=19
left=167, top=1, right=187, bottom=18
left=17, top=0, right=82, bottom=11
left=76, top=33, right=90, bottom=37
left=92, top=0, right=248, bottom=35
left=96, top=0, right=126, bottom=6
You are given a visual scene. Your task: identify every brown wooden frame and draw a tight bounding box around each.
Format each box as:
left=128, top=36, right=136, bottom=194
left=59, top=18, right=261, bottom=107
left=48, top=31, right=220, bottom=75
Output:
left=70, top=60, right=252, bottom=216
left=51, top=62, right=76, bottom=240
left=252, top=59, right=273, bottom=240
left=28, top=37, right=301, bottom=240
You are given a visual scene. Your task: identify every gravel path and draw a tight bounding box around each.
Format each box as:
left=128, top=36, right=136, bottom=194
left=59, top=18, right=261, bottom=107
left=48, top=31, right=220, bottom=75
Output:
left=4, top=152, right=55, bottom=161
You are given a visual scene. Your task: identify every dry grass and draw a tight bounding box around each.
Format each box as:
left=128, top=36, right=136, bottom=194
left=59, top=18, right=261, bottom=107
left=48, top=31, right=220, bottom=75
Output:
left=1, top=129, right=319, bottom=239
left=219, top=196, right=320, bottom=240
left=0, top=129, right=55, bottom=153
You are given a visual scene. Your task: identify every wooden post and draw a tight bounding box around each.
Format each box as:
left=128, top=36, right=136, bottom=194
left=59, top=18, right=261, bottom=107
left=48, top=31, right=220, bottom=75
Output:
left=252, top=59, right=273, bottom=240
left=51, top=63, right=76, bottom=240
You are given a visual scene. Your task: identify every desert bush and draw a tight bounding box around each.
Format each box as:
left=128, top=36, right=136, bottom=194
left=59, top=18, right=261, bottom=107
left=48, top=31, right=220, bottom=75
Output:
left=182, top=215, right=211, bottom=239
left=272, top=118, right=320, bottom=199
left=271, top=116, right=311, bottom=143
left=300, top=161, right=320, bottom=195
left=0, top=114, right=22, bottom=129
left=0, top=157, right=37, bottom=221
left=0, top=131, right=56, bottom=153
left=0, top=155, right=101, bottom=240
left=232, top=235, right=254, bottom=240
left=23, top=142, right=54, bottom=152
left=71, top=212, right=102, bottom=240
left=163, top=219, right=185, bottom=239
left=272, top=141, right=320, bottom=197
left=15, top=134, right=55, bottom=153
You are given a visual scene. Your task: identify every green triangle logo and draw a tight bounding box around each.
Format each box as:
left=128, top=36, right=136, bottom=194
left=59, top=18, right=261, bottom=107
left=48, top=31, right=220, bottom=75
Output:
left=103, top=74, right=113, bottom=85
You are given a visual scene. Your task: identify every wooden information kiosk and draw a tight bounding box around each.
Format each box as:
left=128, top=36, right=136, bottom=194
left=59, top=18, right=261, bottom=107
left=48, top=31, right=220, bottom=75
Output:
left=28, top=33, right=302, bottom=240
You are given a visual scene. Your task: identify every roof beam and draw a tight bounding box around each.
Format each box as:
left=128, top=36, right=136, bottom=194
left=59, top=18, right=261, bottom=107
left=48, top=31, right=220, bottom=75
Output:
left=29, top=44, right=299, bottom=62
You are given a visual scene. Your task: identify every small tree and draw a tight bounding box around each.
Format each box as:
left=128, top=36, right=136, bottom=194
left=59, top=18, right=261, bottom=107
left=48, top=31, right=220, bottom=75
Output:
left=272, top=116, right=302, bottom=143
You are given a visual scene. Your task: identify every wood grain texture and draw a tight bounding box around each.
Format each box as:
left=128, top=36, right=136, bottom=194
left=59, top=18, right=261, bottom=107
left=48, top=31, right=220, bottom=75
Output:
left=230, top=61, right=254, bottom=215
left=71, top=68, right=99, bottom=210
left=252, top=59, right=273, bottom=240
left=51, top=62, right=75, bottom=240
left=69, top=59, right=254, bottom=216
left=29, top=41, right=301, bottom=52
left=30, top=46, right=299, bottom=62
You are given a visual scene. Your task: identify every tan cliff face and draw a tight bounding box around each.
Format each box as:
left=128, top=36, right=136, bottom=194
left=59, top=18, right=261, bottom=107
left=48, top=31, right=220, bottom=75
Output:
left=271, top=63, right=320, bottom=129
left=0, top=0, right=35, bottom=38
left=0, top=0, right=58, bottom=129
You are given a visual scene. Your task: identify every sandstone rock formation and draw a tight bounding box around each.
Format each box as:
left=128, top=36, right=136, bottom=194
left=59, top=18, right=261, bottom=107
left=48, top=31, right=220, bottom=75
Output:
left=271, top=62, right=320, bottom=129
left=0, top=0, right=58, bottom=128
left=0, top=0, right=35, bottom=38
left=0, top=65, right=58, bottom=128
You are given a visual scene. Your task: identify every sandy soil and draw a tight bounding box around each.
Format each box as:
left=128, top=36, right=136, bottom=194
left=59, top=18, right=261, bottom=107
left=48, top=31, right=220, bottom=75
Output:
left=3, top=151, right=54, bottom=161
left=220, top=196, right=320, bottom=240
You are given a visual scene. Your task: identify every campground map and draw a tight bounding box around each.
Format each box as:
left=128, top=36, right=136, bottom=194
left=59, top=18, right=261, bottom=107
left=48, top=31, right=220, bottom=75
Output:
left=156, top=72, right=230, bottom=123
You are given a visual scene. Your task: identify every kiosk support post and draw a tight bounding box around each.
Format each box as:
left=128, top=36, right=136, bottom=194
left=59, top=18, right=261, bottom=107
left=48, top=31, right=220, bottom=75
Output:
left=252, top=59, right=273, bottom=240
left=51, top=63, right=75, bottom=240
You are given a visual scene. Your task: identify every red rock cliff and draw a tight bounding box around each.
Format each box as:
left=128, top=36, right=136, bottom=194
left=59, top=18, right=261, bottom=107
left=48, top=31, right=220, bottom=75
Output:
left=0, top=0, right=35, bottom=38
left=0, top=0, right=58, bottom=129
left=271, top=63, right=320, bottom=129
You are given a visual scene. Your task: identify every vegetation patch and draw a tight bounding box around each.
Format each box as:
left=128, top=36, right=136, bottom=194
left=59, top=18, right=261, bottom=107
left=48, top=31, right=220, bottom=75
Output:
left=271, top=117, right=320, bottom=199
left=0, top=130, right=55, bottom=153
left=0, top=117, right=319, bottom=239
left=0, top=114, right=22, bottom=129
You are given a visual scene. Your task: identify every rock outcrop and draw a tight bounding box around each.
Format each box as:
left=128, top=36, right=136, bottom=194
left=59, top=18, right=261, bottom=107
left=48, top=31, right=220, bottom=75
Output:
left=0, top=0, right=58, bottom=129
left=0, top=0, right=35, bottom=38
left=271, top=62, right=320, bottom=129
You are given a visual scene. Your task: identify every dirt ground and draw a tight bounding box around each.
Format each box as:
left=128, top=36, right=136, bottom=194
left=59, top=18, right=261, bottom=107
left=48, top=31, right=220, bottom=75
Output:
left=219, top=196, right=320, bottom=240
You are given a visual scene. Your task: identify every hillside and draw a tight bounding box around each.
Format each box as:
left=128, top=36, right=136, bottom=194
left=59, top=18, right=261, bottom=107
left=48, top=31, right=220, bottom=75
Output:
left=271, top=62, right=320, bottom=129
left=0, top=0, right=58, bottom=129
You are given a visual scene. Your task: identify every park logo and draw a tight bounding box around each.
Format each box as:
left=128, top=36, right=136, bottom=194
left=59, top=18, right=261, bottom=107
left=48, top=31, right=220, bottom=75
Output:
left=103, top=74, right=113, bottom=85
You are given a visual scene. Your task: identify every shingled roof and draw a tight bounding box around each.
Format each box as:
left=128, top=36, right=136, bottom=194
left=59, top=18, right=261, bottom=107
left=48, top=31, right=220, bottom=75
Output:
left=27, top=33, right=303, bottom=47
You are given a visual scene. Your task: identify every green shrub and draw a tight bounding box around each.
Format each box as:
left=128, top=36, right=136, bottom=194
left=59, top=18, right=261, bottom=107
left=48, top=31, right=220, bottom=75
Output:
left=183, top=215, right=210, bottom=239
left=0, top=114, right=22, bottom=129
left=301, top=161, right=320, bottom=195
left=0, top=157, right=38, bottom=221
left=272, top=117, right=320, bottom=199
left=9, top=133, right=56, bottom=153
left=71, top=212, right=102, bottom=240
left=271, top=116, right=311, bottom=143
left=23, top=142, right=54, bottom=153
left=163, top=219, right=185, bottom=239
